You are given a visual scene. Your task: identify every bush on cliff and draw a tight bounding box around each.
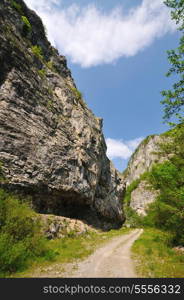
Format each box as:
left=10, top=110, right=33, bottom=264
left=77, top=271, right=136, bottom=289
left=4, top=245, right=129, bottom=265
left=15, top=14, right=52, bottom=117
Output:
left=145, top=124, right=184, bottom=245
left=125, top=124, right=184, bottom=246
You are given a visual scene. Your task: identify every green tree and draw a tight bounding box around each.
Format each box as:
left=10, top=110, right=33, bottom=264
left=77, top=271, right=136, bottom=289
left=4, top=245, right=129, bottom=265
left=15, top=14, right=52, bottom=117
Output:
left=161, top=0, right=184, bottom=124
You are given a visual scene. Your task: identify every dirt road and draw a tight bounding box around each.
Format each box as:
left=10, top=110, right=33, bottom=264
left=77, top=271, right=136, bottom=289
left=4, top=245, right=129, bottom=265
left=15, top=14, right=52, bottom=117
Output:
left=63, top=228, right=143, bottom=278
left=28, top=228, right=143, bottom=278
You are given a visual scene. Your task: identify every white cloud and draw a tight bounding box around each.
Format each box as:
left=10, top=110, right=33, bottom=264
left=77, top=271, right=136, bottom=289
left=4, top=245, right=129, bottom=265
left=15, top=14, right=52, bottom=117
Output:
left=25, top=0, right=59, bottom=12
left=24, top=0, right=176, bottom=67
left=106, top=137, right=144, bottom=160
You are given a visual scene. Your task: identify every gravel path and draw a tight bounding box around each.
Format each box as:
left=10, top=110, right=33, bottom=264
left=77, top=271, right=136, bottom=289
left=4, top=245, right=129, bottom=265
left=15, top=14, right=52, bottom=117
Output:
left=63, top=228, right=143, bottom=278
left=28, top=229, right=143, bottom=278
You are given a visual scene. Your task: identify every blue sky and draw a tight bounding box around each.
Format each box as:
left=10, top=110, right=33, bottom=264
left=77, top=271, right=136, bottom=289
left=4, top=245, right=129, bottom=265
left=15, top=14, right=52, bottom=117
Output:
left=25, top=0, right=179, bottom=171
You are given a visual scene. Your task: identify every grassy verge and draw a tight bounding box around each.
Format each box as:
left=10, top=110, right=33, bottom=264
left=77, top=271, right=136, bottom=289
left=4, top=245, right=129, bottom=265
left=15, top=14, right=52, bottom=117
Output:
left=132, top=228, right=184, bottom=278
left=11, top=227, right=131, bottom=277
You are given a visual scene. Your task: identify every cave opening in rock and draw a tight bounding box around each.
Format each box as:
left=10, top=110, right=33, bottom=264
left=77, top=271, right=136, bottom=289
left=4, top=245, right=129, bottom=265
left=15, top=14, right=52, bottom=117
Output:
left=32, top=190, right=121, bottom=231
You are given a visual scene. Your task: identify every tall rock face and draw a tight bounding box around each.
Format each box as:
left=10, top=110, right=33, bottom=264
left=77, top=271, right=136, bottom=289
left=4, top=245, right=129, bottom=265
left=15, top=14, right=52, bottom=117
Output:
left=129, top=181, right=159, bottom=216
left=124, top=135, right=168, bottom=186
left=123, top=134, right=170, bottom=216
left=0, top=0, right=124, bottom=228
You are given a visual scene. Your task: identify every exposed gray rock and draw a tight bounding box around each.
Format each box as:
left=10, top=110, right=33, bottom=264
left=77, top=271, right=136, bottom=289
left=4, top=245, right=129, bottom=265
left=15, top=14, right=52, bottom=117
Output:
left=123, top=134, right=172, bottom=216
left=130, top=181, right=159, bottom=216
left=39, top=214, right=95, bottom=239
left=125, top=135, right=169, bottom=186
left=0, top=0, right=125, bottom=228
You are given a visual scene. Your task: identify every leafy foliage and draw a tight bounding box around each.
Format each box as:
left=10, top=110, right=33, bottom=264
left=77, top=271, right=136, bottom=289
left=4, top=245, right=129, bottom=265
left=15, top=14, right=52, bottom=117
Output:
left=46, top=60, right=54, bottom=70
left=71, top=87, right=83, bottom=101
left=124, top=179, right=140, bottom=206
left=31, top=45, right=44, bottom=61
left=161, top=0, right=184, bottom=124
left=21, top=16, right=32, bottom=36
left=145, top=124, right=184, bottom=245
left=125, top=124, right=184, bottom=245
left=0, top=189, right=53, bottom=276
left=38, top=69, right=46, bottom=78
left=11, top=0, right=23, bottom=14
left=70, top=87, right=86, bottom=108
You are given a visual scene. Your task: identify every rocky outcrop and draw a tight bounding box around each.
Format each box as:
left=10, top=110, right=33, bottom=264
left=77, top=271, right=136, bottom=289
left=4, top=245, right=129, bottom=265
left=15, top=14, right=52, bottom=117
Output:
left=124, top=135, right=168, bottom=186
left=0, top=0, right=124, bottom=228
left=130, top=181, right=159, bottom=216
left=39, top=214, right=95, bottom=239
left=123, top=134, right=171, bottom=216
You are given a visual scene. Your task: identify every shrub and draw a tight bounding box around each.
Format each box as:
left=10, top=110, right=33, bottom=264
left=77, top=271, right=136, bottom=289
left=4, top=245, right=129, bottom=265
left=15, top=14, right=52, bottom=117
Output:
left=124, top=206, right=143, bottom=228
left=71, top=87, right=82, bottom=100
left=46, top=60, right=54, bottom=70
left=125, top=124, right=184, bottom=245
left=144, top=124, right=184, bottom=245
left=148, top=161, right=178, bottom=190
left=31, top=45, right=44, bottom=61
left=0, top=189, right=53, bottom=276
left=21, top=16, right=32, bottom=36
left=70, top=87, right=86, bottom=108
left=11, top=1, right=23, bottom=14
left=124, top=179, right=140, bottom=206
left=38, top=69, right=46, bottom=78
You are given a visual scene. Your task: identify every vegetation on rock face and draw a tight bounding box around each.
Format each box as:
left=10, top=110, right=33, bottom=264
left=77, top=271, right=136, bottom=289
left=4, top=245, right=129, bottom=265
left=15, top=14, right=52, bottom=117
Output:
left=71, top=87, right=83, bottom=100
left=21, top=15, right=32, bottom=36
left=2, top=0, right=183, bottom=279
left=125, top=124, right=184, bottom=246
left=145, top=124, right=184, bottom=244
left=161, top=0, right=184, bottom=124
left=38, top=68, right=46, bottom=78
left=31, top=45, right=44, bottom=61
left=11, top=0, right=23, bottom=14
left=123, top=179, right=143, bottom=227
left=0, top=189, right=54, bottom=277
left=70, top=87, right=86, bottom=108
left=124, top=0, right=184, bottom=270
left=46, top=60, right=54, bottom=71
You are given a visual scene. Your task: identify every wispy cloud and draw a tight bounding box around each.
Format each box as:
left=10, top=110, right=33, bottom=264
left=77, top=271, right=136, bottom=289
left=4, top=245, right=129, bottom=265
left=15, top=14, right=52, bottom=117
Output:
left=25, top=0, right=176, bottom=67
left=106, top=137, right=144, bottom=160
left=25, top=0, right=60, bottom=11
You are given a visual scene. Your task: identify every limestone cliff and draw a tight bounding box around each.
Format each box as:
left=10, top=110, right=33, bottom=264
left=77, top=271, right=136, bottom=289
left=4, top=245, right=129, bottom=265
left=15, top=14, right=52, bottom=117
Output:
left=123, top=134, right=170, bottom=216
left=0, top=0, right=124, bottom=228
left=124, top=135, right=165, bottom=186
left=129, top=180, right=159, bottom=216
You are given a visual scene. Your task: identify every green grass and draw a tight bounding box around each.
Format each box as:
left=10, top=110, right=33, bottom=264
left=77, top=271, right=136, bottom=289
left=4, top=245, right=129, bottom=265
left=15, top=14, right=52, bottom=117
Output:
left=132, top=228, right=184, bottom=278
left=11, top=227, right=131, bottom=278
